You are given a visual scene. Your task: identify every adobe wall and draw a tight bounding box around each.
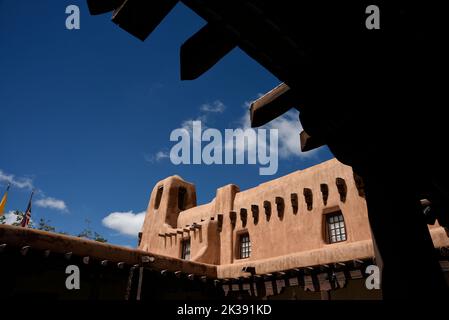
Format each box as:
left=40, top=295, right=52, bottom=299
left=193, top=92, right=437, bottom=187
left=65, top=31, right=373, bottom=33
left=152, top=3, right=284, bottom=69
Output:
left=139, top=159, right=370, bottom=264
left=138, top=158, right=449, bottom=278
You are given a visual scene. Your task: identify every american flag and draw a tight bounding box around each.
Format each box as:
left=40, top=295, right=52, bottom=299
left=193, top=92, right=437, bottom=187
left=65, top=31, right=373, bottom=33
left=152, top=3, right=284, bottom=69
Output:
left=20, top=190, right=34, bottom=228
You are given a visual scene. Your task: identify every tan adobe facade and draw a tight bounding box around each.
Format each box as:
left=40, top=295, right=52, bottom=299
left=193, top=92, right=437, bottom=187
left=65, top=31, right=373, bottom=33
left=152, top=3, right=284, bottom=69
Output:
left=138, top=158, right=449, bottom=280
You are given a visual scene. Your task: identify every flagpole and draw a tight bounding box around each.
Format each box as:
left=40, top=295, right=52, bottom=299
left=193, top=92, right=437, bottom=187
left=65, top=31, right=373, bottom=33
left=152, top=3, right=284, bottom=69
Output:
left=20, top=189, right=35, bottom=228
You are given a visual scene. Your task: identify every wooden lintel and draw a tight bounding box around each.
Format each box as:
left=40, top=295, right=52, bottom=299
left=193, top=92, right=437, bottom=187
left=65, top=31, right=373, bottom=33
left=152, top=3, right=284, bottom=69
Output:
left=21, top=246, right=31, bottom=256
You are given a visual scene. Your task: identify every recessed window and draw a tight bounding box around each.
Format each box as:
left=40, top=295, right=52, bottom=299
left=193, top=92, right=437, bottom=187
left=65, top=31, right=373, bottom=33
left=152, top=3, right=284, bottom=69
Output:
left=239, top=233, right=251, bottom=259
left=178, top=187, right=187, bottom=211
left=326, top=212, right=347, bottom=244
left=181, top=239, right=191, bottom=260
left=154, top=186, right=163, bottom=209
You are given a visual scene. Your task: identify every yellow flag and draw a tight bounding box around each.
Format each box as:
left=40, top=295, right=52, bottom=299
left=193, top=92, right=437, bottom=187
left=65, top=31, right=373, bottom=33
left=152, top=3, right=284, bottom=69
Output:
left=0, top=185, right=10, bottom=216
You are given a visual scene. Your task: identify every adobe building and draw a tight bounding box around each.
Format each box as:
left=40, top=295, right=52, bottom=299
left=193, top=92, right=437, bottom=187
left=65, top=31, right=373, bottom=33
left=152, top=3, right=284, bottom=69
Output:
left=1, top=159, right=449, bottom=300
left=137, top=158, right=449, bottom=299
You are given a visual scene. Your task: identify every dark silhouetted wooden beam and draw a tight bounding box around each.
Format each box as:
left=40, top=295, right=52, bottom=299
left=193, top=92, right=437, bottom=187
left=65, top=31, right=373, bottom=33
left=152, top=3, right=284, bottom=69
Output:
left=20, top=246, right=31, bottom=256
left=112, top=0, right=179, bottom=41
left=300, top=130, right=325, bottom=152
left=250, top=83, right=299, bottom=128
left=87, top=0, right=124, bottom=15
left=181, top=23, right=236, bottom=80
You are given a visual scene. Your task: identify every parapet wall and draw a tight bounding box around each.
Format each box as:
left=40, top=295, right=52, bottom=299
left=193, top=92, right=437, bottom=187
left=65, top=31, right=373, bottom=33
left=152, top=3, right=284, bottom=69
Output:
left=139, top=159, right=370, bottom=264
left=138, top=158, right=449, bottom=279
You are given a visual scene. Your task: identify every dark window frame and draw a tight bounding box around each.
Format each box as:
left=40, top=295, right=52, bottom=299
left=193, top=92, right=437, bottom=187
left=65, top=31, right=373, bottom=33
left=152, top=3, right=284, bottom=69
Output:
left=239, top=233, right=251, bottom=259
left=326, top=211, right=347, bottom=244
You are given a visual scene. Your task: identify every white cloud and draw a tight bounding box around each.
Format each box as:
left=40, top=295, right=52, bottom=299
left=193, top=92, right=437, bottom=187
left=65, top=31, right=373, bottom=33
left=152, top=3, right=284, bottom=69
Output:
left=155, top=151, right=169, bottom=161
left=102, top=210, right=146, bottom=237
left=145, top=150, right=170, bottom=163
left=181, top=115, right=208, bottom=133
left=0, top=170, right=33, bottom=190
left=35, top=197, right=68, bottom=212
left=2, top=211, right=19, bottom=225
left=149, top=101, right=227, bottom=163
left=150, top=100, right=320, bottom=165
left=0, top=170, right=68, bottom=214
left=1, top=211, right=34, bottom=226
left=200, top=100, right=226, bottom=113
left=227, top=108, right=321, bottom=160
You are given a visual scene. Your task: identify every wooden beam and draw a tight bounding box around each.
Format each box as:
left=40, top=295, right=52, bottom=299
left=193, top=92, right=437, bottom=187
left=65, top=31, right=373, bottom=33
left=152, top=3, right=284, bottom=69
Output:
left=20, top=246, right=31, bottom=256
left=86, top=0, right=124, bottom=15
left=181, top=23, right=236, bottom=80
left=141, top=256, right=155, bottom=263
left=276, top=271, right=286, bottom=277
left=300, top=130, right=325, bottom=152
left=136, top=267, right=144, bottom=301
left=112, top=0, right=179, bottom=41
left=250, top=83, right=298, bottom=128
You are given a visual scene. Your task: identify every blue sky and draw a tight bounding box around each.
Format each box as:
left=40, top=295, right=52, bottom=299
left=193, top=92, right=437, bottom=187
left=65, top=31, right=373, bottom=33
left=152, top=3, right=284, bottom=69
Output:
left=0, top=1, right=333, bottom=247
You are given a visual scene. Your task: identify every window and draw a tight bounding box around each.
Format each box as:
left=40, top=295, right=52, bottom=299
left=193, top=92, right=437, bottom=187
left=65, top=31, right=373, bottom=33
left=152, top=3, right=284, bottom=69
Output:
left=326, top=212, right=347, bottom=244
left=181, top=239, right=191, bottom=260
left=178, top=187, right=187, bottom=210
left=239, top=233, right=251, bottom=259
left=154, top=186, right=163, bottom=209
